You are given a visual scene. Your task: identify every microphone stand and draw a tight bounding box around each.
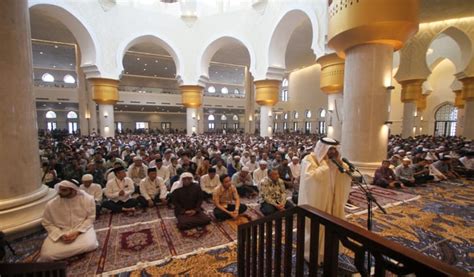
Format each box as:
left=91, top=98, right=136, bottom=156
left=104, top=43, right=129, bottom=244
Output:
left=332, top=159, right=387, bottom=276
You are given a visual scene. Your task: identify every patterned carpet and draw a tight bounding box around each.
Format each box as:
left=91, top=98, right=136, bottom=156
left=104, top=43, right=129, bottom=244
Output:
left=4, top=182, right=471, bottom=276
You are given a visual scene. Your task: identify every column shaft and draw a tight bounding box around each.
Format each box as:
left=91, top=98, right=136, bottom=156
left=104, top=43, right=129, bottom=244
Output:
left=260, top=106, right=273, bottom=137
left=244, top=67, right=255, bottom=134
left=186, top=107, right=198, bottom=136
left=327, top=93, right=343, bottom=141
left=464, top=101, right=474, bottom=139
left=402, top=102, right=416, bottom=138
left=341, top=43, right=392, bottom=172
left=0, top=0, right=56, bottom=234
left=98, top=104, right=115, bottom=137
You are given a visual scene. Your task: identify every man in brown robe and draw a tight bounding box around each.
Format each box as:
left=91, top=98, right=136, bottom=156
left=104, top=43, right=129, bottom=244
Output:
left=172, top=172, right=211, bottom=230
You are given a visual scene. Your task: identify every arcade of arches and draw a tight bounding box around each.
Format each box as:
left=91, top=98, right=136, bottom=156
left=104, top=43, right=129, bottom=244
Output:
left=0, top=0, right=473, bottom=275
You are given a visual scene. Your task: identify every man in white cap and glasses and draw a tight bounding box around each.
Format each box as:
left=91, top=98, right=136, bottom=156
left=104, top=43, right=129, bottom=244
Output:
left=298, top=137, right=352, bottom=263
left=80, top=174, right=103, bottom=217
left=253, top=160, right=268, bottom=187
left=38, top=180, right=99, bottom=261
left=231, top=166, right=258, bottom=198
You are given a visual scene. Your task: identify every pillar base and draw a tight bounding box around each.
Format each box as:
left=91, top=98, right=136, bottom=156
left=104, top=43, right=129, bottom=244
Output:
left=0, top=185, right=56, bottom=235
left=352, top=161, right=381, bottom=176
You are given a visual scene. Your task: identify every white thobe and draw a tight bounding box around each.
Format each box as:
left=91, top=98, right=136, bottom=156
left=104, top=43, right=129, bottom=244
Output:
left=298, top=153, right=351, bottom=263
left=200, top=174, right=222, bottom=194
left=245, top=161, right=258, bottom=173
left=104, top=177, right=135, bottom=202
left=213, top=165, right=228, bottom=176
left=79, top=183, right=103, bottom=202
left=289, top=163, right=301, bottom=179
left=253, top=168, right=268, bottom=187
left=139, top=176, right=167, bottom=200
left=127, top=164, right=148, bottom=184
left=38, top=191, right=98, bottom=261
left=156, top=166, right=170, bottom=185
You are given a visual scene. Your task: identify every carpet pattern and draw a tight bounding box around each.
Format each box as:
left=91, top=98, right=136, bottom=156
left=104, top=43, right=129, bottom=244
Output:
left=5, top=183, right=471, bottom=276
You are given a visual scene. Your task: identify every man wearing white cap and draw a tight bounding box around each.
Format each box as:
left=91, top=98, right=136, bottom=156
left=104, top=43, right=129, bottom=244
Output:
left=38, top=180, right=98, bottom=261
left=231, top=166, right=258, bottom=198
left=395, top=158, right=416, bottom=186
left=289, top=156, right=301, bottom=186
left=127, top=156, right=148, bottom=190
left=298, top=137, right=351, bottom=263
left=80, top=174, right=103, bottom=216
left=253, top=160, right=268, bottom=187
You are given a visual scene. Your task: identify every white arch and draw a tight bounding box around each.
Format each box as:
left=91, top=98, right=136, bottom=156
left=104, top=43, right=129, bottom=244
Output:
left=29, top=2, right=100, bottom=75
left=198, top=35, right=256, bottom=83
left=116, top=34, right=182, bottom=80
left=267, top=7, right=321, bottom=72
left=426, top=26, right=473, bottom=75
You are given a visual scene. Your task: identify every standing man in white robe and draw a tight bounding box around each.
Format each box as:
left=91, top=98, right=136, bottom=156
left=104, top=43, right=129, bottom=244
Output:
left=38, top=181, right=98, bottom=261
left=298, top=137, right=352, bottom=263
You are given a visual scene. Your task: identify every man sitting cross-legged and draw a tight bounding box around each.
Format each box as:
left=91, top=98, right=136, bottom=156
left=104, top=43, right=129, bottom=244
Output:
left=137, top=167, right=168, bottom=210
left=172, top=172, right=211, bottom=230
left=38, top=180, right=98, bottom=261
left=200, top=167, right=221, bottom=201
left=213, top=174, right=248, bottom=221
left=259, top=168, right=294, bottom=216
left=79, top=173, right=103, bottom=217
left=102, top=166, right=138, bottom=213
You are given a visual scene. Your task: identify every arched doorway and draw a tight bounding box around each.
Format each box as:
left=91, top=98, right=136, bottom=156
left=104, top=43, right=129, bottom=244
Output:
left=434, top=103, right=457, bottom=136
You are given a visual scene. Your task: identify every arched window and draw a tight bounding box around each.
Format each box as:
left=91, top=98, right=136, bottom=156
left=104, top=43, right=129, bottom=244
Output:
left=42, top=73, right=54, bottom=83
left=208, top=114, right=215, bottom=121
left=434, top=103, right=457, bottom=136
left=233, top=115, right=238, bottom=121
left=282, top=78, right=289, bottom=87
left=234, top=88, right=240, bottom=95
left=67, top=111, right=78, bottom=119
left=208, top=86, right=216, bottom=93
left=320, top=109, right=327, bottom=118
left=63, top=74, right=76, bottom=84
left=221, top=115, right=227, bottom=121
left=281, top=89, right=288, bottom=102
left=306, top=110, right=312, bottom=118
left=293, top=111, right=299, bottom=119
left=208, top=114, right=215, bottom=130
left=284, top=112, right=288, bottom=120
left=45, top=111, right=57, bottom=119
left=221, top=87, right=229, bottom=94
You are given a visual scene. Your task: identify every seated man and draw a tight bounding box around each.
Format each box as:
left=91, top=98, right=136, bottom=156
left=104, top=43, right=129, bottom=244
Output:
left=373, top=160, right=404, bottom=188
left=232, top=167, right=258, bottom=198
left=38, top=181, right=98, bottom=261
left=137, top=167, right=168, bottom=210
left=459, top=151, right=474, bottom=179
left=127, top=156, right=148, bottom=191
left=79, top=174, right=103, bottom=216
left=411, top=158, right=435, bottom=185
left=277, top=158, right=294, bottom=188
left=253, top=160, right=268, bottom=187
left=213, top=174, right=248, bottom=221
left=395, top=158, right=417, bottom=187
left=172, top=172, right=211, bottom=230
left=102, top=166, right=138, bottom=213
left=200, top=167, right=221, bottom=200
left=259, top=168, right=294, bottom=216
left=433, top=155, right=460, bottom=179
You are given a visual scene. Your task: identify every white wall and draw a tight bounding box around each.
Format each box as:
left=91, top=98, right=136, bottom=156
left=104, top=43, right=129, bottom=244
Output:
left=282, top=63, right=328, bottom=133
left=114, top=112, right=186, bottom=131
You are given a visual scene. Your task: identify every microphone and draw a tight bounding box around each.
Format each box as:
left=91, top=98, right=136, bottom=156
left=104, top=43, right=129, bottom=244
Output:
left=342, top=157, right=355, bottom=171
left=330, top=158, right=345, bottom=173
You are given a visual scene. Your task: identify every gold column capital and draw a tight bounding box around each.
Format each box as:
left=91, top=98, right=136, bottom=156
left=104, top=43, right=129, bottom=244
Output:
left=460, top=77, right=474, bottom=101
left=89, top=78, right=119, bottom=105
left=317, top=53, right=345, bottom=94
left=454, top=89, right=465, bottom=109
left=400, top=79, right=424, bottom=103
left=180, top=85, right=203, bottom=108
left=254, top=80, right=280, bottom=106
left=416, top=94, right=427, bottom=111
left=328, top=0, right=419, bottom=58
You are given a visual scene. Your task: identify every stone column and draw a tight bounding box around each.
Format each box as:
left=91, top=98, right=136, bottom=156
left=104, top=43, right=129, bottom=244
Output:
left=460, top=77, right=474, bottom=139
left=454, top=89, right=465, bottom=136
left=244, top=66, right=256, bottom=134
left=317, top=53, right=345, bottom=141
left=0, top=0, right=56, bottom=234
left=180, top=85, right=203, bottom=136
left=415, top=93, right=427, bottom=135
left=76, top=49, right=89, bottom=135
left=254, top=80, right=280, bottom=138
left=328, top=0, right=419, bottom=173
left=89, top=78, right=119, bottom=138
left=400, top=79, right=423, bottom=138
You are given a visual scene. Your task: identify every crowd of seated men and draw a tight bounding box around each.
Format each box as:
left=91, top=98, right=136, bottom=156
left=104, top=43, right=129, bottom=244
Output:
left=373, top=135, right=473, bottom=189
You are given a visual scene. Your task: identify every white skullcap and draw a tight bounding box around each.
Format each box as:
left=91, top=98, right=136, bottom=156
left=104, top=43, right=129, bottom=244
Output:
left=402, top=157, right=411, bottom=162
left=241, top=167, right=250, bottom=172
left=133, top=156, right=142, bottom=161
left=292, top=156, right=299, bottom=160
left=82, top=174, right=93, bottom=182
left=259, top=160, right=268, bottom=165
left=181, top=172, right=194, bottom=179
left=56, top=180, right=79, bottom=191
left=234, top=155, right=241, bottom=159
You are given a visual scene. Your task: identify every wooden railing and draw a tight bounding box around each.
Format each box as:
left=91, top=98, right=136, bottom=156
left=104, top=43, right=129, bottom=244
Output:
left=237, top=205, right=468, bottom=277
left=0, top=262, right=67, bottom=277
